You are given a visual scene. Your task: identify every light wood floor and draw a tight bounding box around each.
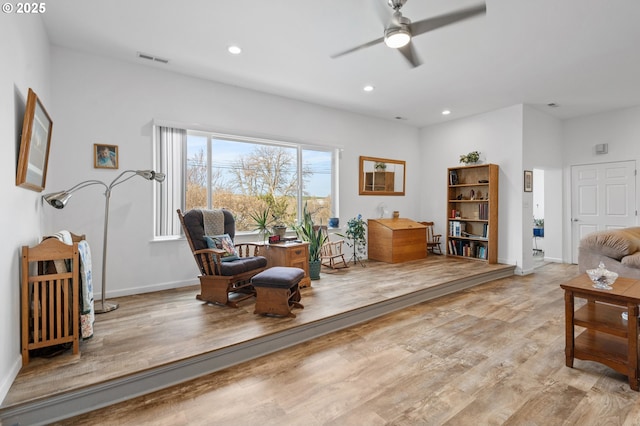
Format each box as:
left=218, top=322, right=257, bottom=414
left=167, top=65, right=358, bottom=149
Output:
left=3, top=255, right=511, bottom=409
left=52, top=263, right=640, bottom=425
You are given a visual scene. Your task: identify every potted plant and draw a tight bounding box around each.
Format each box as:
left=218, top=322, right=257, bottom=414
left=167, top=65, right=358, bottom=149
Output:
left=272, top=211, right=287, bottom=239
left=250, top=208, right=273, bottom=243
left=533, top=217, right=544, bottom=238
left=459, top=151, right=481, bottom=165
left=338, top=214, right=367, bottom=266
left=264, top=195, right=289, bottom=239
left=295, top=202, right=327, bottom=280
left=374, top=161, right=387, bottom=171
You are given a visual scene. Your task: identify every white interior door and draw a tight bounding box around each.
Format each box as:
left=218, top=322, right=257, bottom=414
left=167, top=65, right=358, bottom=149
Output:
left=571, top=161, right=637, bottom=263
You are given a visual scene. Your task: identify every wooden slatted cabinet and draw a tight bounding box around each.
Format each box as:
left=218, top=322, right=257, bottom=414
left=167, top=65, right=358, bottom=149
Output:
left=21, top=238, right=80, bottom=365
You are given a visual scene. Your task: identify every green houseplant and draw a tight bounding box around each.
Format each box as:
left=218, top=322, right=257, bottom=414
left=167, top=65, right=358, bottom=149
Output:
left=250, top=208, right=273, bottom=243
left=459, top=151, right=481, bottom=165
left=296, top=202, right=327, bottom=280
left=374, top=161, right=387, bottom=171
left=338, top=214, right=367, bottom=266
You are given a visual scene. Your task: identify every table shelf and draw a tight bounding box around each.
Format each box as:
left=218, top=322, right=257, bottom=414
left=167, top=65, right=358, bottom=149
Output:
left=575, top=330, right=629, bottom=372
left=574, top=303, right=630, bottom=338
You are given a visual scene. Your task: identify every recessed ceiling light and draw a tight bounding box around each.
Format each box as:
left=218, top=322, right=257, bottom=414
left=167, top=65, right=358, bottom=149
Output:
left=228, top=45, right=242, bottom=55
left=363, top=85, right=375, bottom=92
left=442, top=110, right=451, bottom=115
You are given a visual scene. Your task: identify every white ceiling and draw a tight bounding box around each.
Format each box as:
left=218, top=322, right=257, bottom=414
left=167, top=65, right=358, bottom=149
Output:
left=41, top=0, right=640, bottom=127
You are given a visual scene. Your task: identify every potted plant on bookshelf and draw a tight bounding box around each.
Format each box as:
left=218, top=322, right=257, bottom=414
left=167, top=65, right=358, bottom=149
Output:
left=459, top=151, right=481, bottom=165
left=295, top=202, right=327, bottom=280
left=374, top=161, right=387, bottom=171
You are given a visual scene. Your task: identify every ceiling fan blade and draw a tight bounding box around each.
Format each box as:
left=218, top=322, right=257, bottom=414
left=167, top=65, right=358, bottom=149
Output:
left=410, top=3, right=486, bottom=37
left=330, top=37, right=385, bottom=59
left=398, top=42, right=421, bottom=68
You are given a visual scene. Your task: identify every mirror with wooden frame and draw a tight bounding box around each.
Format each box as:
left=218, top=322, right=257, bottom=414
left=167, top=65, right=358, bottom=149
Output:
left=359, top=156, right=406, bottom=196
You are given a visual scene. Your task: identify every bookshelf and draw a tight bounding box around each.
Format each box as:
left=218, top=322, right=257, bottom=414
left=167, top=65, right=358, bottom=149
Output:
left=364, top=171, right=394, bottom=192
left=446, top=163, right=499, bottom=263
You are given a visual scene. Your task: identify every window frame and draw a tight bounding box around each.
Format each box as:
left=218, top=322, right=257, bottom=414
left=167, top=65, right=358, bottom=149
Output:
left=153, top=123, right=340, bottom=239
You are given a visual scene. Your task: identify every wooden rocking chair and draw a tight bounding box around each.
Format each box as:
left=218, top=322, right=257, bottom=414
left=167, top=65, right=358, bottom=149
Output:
left=320, top=228, right=349, bottom=269
left=177, top=209, right=267, bottom=308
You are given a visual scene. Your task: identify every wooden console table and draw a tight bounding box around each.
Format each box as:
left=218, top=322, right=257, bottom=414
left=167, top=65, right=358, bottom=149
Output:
left=561, top=274, right=640, bottom=391
left=260, top=242, right=311, bottom=288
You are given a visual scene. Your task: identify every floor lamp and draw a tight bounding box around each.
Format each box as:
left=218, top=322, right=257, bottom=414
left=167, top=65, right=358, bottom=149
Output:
left=42, top=169, right=165, bottom=313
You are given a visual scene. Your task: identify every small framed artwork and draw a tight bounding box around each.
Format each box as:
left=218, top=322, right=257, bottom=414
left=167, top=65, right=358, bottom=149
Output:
left=94, top=144, right=118, bottom=169
left=16, top=88, right=53, bottom=192
left=524, top=170, right=533, bottom=192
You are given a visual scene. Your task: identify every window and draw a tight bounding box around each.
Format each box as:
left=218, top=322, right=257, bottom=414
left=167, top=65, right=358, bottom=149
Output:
left=154, top=125, right=337, bottom=237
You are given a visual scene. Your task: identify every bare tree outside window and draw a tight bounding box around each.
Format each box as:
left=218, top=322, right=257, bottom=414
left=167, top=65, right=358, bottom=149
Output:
left=184, top=136, right=331, bottom=233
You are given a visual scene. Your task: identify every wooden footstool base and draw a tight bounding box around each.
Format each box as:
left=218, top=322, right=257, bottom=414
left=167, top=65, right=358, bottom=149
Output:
left=252, top=267, right=305, bottom=318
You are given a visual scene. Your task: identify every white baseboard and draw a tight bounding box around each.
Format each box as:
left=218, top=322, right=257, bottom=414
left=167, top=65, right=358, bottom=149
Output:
left=94, top=279, right=198, bottom=300
left=0, top=355, right=21, bottom=405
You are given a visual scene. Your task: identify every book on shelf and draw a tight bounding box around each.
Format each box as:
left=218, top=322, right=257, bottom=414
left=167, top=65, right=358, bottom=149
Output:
left=478, top=203, right=488, bottom=220
left=448, top=238, right=487, bottom=259
left=449, top=220, right=465, bottom=237
left=449, top=170, right=459, bottom=185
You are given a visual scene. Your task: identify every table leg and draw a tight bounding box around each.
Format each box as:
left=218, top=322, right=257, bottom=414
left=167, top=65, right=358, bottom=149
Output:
left=628, top=303, right=639, bottom=391
left=565, top=290, right=575, bottom=368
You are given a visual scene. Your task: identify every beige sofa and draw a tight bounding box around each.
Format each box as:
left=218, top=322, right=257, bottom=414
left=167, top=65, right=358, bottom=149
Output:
left=578, top=227, right=640, bottom=280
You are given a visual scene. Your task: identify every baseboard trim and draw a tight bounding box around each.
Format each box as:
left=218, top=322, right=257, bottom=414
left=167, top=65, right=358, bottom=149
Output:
left=1, top=266, right=514, bottom=425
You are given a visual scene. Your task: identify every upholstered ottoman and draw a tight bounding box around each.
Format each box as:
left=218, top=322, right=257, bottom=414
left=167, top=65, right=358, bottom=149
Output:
left=251, top=267, right=305, bottom=318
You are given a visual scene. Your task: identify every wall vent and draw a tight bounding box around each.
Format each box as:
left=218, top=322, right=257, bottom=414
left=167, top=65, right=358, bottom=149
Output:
left=136, top=52, right=169, bottom=64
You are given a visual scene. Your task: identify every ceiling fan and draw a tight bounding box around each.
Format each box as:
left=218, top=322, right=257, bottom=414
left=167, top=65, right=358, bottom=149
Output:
left=331, top=0, right=486, bottom=68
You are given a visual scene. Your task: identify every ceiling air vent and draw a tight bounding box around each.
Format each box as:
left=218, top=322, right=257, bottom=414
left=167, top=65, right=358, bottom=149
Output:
left=136, top=52, right=169, bottom=64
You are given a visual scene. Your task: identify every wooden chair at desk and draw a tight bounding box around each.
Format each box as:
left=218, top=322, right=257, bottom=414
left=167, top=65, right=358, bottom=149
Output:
left=420, top=221, right=443, bottom=254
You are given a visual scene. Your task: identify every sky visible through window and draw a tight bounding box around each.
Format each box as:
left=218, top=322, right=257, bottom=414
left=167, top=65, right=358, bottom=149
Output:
left=187, top=134, right=331, bottom=197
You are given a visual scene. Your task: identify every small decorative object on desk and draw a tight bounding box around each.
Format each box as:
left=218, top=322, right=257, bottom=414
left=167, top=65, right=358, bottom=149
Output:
left=586, top=261, right=618, bottom=290
left=328, top=217, right=339, bottom=228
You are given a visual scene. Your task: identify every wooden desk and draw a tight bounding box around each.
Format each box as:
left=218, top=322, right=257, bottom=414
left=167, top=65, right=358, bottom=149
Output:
left=367, top=218, right=426, bottom=263
left=561, top=274, right=640, bottom=391
left=261, top=242, right=311, bottom=288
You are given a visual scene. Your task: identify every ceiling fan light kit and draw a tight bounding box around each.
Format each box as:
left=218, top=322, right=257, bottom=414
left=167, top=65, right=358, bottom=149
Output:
left=384, top=27, right=411, bottom=48
left=331, top=0, right=486, bottom=68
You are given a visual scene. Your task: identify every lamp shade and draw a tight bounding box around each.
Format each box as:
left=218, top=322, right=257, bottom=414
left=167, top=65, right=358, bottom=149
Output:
left=43, top=191, right=72, bottom=209
left=135, top=170, right=166, bottom=182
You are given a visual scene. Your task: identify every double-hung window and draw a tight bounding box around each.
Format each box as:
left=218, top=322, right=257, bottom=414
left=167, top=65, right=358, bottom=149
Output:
left=154, top=125, right=338, bottom=238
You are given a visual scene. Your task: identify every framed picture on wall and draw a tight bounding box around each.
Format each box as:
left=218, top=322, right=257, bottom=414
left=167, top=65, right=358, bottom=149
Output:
left=16, top=88, right=53, bottom=192
left=524, top=170, right=533, bottom=192
left=94, top=144, right=118, bottom=169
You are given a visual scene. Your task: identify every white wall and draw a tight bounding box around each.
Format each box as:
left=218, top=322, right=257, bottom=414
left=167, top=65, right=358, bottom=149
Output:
left=418, top=104, right=564, bottom=275
left=522, top=106, right=564, bottom=269
left=562, top=106, right=640, bottom=261
left=47, top=46, right=421, bottom=299
left=0, top=15, right=50, bottom=403
left=419, top=105, right=525, bottom=272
